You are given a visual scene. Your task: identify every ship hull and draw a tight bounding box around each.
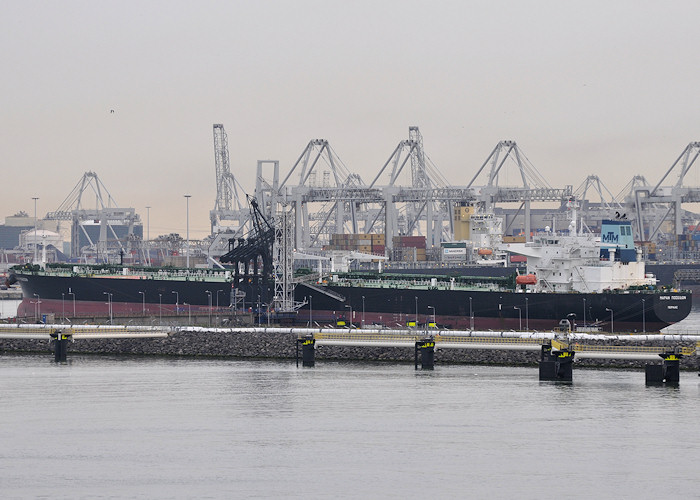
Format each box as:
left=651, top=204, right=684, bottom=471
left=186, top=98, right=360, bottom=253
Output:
left=13, top=272, right=271, bottom=319
left=11, top=272, right=692, bottom=332
left=294, top=284, right=691, bottom=333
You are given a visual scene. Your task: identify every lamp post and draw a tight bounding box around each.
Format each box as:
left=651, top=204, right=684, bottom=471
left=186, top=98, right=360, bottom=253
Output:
left=139, top=291, right=146, bottom=316
left=469, top=296, right=474, bottom=330
left=183, top=302, right=190, bottom=325
left=415, top=296, right=418, bottom=326
left=514, top=306, right=522, bottom=331
left=206, top=290, right=212, bottom=327
left=184, top=195, right=191, bottom=268
left=145, top=206, right=151, bottom=265
left=172, top=291, right=179, bottom=315
left=68, top=288, right=75, bottom=318
left=34, top=293, right=40, bottom=322
left=525, top=297, right=529, bottom=331
left=428, top=305, right=435, bottom=327
left=606, top=307, right=614, bottom=333
left=361, top=295, right=365, bottom=328
left=345, top=304, right=353, bottom=328
left=32, top=197, right=39, bottom=263
left=103, top=292, right=112, bottom=324
left=642, top=299, right=646, bottom=333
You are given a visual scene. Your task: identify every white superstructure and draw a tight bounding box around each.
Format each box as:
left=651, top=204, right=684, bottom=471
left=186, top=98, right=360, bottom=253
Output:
left=500, top=203, right=656, bottom=293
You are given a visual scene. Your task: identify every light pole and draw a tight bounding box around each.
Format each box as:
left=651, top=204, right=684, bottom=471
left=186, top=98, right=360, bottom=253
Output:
left=362, top=295, right=365, bottom=328
left=606, top=307, right=614, bottom=333
left=184, top=195, right=191, bottom=268
left=139, top=291, right=146, bottom=315
left=642, top=299, right=646, bottom=333
left=428, top=305, right=435, bottom=327
left=525, top=297, right=529, bottom=331
left=172, top=291, right=179, bottom=315
left=345, top=304, right=353, bottom=328
left=68, top=288, right=75, bottom=318
left=34, top=293, right=40, bottom=322
left=184, top=302, right=190, bottom=324
left=514, top=306, right=522, bottom=331
left=415, top=296, right=418, bottom=326
left=103, top=292, right=112, bottom=324
left=32, top=197, right=39, bottom=263
left=206, top=290, right=212, bottom=327
left=469, top=296, right=474, bottom=330
left=145, top=206, right=151, bottom=266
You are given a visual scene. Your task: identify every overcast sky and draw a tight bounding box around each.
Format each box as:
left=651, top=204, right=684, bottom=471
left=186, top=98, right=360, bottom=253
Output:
left=2, top=0, right=699, bottom=238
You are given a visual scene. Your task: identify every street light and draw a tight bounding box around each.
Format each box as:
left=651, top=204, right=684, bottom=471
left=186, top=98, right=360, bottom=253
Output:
left=206, top=290, right=212, bottom=327
left=139, top=291, right=146, bottom=315
left=362, top=295, right=365, bottom=328
left=513, top=306, right=522, bottom=331
left=103, top=292, right=113, bottom=324
left=415, top=296, right=418, bottom=326
left=183, top=302, right=190, bottom=324
left=68, top=288, right=75, bottom=318
left=184, top=195, right=191, bottom=268
left=469, top=296, right=474, bottom=330
left=33, top=293, right=40, bottom=322
left=172, top=291, right=179, bottom=315
left=32, top=197, right=39, bottom=263
left=606, top=307, right=614, bottom=333
left=145, top=205, right=151, bottom=265
left=427, top=305, right=436, bottom=327
left=525, top=297, right=529, bottom=331
left=309, top=295, right=313, bottom=327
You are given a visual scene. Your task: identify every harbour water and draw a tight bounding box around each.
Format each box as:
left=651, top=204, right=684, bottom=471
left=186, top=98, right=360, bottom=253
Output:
left=1, top=355, right=699, bottom=498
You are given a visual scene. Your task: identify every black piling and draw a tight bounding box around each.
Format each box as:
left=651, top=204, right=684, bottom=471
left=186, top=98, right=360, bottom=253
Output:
left=539, top=344, right=574, bottom=381
left=645, top=353, right=681, bottom=385
left=51, top=331, right=69, bottom=363
left=298, top=336, right=316, bottom=367
left=415, top=338, right=435, bottom=370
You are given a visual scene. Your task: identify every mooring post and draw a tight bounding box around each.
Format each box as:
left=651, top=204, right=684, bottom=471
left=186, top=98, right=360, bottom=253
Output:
left=539, top=342, right=574, bottom=381
left=645, top=350, right=682, bottom=385
left=298, top=335, right=315, bottom=367
left=50, top=330, right=69, bottom=363
left=415, top=337, right=435, bottom=370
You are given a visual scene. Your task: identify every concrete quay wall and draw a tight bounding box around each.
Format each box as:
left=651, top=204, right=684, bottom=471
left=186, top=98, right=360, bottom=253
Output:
left=1, top=329, right=699, bottom=370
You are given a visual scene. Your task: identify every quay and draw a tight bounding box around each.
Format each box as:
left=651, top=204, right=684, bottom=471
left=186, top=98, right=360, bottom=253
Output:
left=1, top=322, right=699, bottom=384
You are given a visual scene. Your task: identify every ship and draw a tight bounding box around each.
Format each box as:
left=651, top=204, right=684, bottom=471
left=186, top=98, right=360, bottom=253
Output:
left=295, top=211, right=691, bottom=333
left=7, top=213, right=691, bottom=332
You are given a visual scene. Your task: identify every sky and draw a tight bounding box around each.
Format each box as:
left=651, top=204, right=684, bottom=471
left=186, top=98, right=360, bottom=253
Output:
left=2, top=0, right=700, bottom=239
